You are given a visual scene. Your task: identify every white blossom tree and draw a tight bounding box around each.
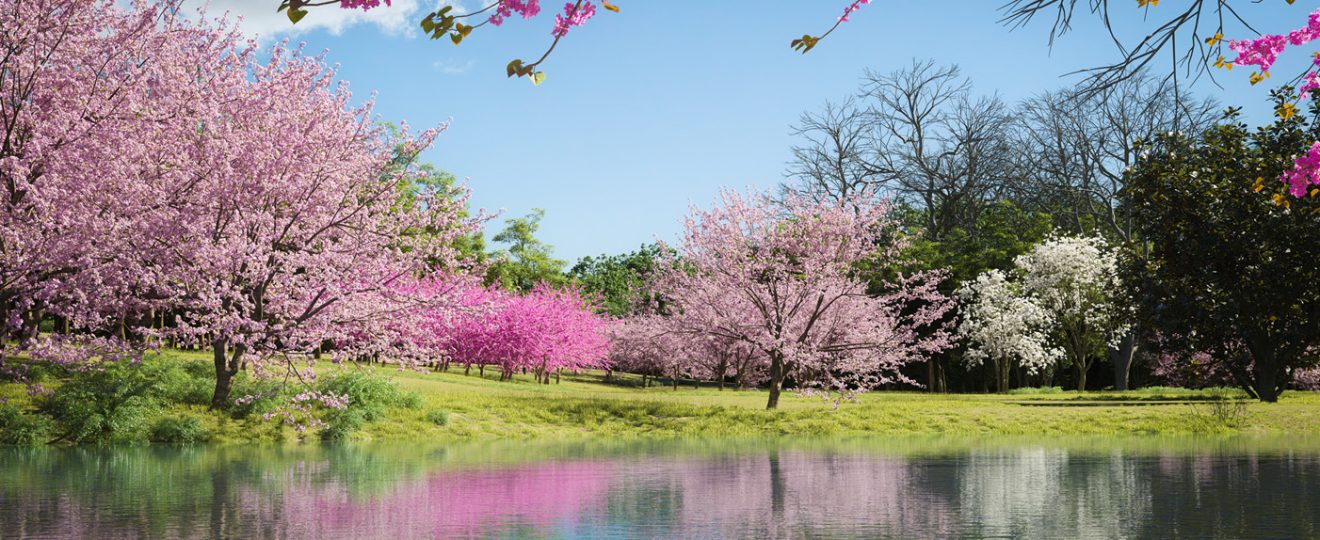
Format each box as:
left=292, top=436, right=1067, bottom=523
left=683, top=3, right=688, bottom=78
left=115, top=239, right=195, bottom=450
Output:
left=1014, top=236, right=1130, bottom=391
left=956, top=269, right=1062, bottom=392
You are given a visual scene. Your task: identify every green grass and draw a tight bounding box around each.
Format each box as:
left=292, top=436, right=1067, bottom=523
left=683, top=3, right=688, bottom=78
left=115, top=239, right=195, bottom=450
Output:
left=4, top=349, right=1320, bottom=444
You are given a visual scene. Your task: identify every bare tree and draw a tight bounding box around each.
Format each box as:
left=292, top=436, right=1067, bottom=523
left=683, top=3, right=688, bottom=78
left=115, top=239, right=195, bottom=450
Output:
left=1016, top=75, right=1218, bottom=241
left=781, top=97, right=884, bottom=206
left=999, top=0, right=1294, bottom=98
left=862, top=60, right=1021, bottom=241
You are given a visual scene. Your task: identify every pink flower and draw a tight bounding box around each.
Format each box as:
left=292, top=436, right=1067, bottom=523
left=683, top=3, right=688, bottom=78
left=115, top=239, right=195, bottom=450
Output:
left=1281, top=141, right=1320, bottom=198
left=339, top=0, right=391, bottom=11
left=490, top=0, right=541, bottom=26
left=552, top=2, right=596, bottom=38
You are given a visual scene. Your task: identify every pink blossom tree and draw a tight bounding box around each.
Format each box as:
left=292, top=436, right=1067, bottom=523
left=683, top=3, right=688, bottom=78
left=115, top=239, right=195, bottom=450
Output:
left=0, top=0, right=248, bottom=372
left=653, top=188, right=955, bottom=409
left=118, top=27, right=485, bottom=408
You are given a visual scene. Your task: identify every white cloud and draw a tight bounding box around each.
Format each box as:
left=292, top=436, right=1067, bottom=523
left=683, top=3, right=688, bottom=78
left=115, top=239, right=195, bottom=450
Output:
left=184, top=0, right=469, bottom=41
left=431, top=58, right=477, bottom=74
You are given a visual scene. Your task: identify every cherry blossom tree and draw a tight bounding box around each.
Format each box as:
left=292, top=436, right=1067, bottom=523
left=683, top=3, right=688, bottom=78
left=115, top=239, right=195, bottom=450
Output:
left=1014, top=236, right=1130, bottom=391
left=955, top=269, right=1061, bottom=393
left=129, top=31, right=483, bottom=408
left=0, top=0, right=249, bottom=374
left=653, top=188, right=955, bottom=409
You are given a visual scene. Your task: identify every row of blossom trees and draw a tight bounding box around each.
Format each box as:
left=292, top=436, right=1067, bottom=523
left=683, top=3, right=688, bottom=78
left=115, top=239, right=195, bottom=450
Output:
left=2, top=0, right=614, bottom=410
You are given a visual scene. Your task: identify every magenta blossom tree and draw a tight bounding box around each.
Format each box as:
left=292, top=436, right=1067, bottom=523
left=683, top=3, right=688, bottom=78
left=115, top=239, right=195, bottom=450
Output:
left=437, top=283, right=610, bottom=382
left=654, top=188, right=955, bottom=409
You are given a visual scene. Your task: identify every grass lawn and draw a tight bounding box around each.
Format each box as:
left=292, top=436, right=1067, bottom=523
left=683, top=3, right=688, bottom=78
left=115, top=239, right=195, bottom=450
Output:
left=4, top=349, right=1319, bottom=444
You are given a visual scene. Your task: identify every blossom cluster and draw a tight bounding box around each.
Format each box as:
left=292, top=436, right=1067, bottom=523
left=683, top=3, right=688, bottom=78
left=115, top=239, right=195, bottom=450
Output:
left=1282, top=141, right=1320, bottom=198
left=1228, top=7, right=1320, bottom=75
left=339, top=0, right=391, bottom=10
left=552, top=2, right=596, bottom=38
left=489, top=0, right=542, bottom=26
left=839, top=0, right=872, bottom=22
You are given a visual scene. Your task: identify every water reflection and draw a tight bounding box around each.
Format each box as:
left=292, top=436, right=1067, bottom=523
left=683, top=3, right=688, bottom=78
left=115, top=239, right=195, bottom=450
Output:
left=1, top=438, right=1318, bottom=539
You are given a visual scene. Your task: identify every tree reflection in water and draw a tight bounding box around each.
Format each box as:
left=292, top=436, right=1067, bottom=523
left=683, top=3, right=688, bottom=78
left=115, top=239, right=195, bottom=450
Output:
left=1, top=438, right=1319, bottom=539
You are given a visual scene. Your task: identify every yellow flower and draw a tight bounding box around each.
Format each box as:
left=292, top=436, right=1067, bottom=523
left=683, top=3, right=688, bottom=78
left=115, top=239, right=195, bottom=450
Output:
left=1205, top=33, right=1223, bottom=46
left=1278, top=103, right=1298, bottom=120
left=1215, top=56, right=1234, bottom=70
left=1137, top=0, right=1159, bottom=6
left=1253, top=177, right=1266, bottom=193
left=1250, top=72, right=1266, bottom=85
left=1272, top=193, right=1292, bottom=208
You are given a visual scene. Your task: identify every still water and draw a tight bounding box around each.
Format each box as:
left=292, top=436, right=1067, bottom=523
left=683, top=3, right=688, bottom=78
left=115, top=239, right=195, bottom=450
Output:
left=1, top=437, right=1318, bottom=539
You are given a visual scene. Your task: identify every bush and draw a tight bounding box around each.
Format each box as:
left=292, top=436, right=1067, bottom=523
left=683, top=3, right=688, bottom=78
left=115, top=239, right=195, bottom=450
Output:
left=1005, top=386, right=1064, bottom=395
left=320, top=408, right=367, bottom=442
left=315, top=371, right=420, bottom=441
left=426, top=409, right=450, bottom=426
left=149, top=414, right=210, bottom=444
left=227, top=376, right=291, bottom=420
left=316, top=372, right=420, bottom=421
left=157, top=358, right=215, bottom=406
left=0, top=404, right=53, bottom=446
left=38, top=361, right=167, bottom=444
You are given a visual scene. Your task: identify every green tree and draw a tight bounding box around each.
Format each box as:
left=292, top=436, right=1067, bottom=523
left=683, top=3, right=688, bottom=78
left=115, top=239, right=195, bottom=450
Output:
left=382, top=122, right=488, bottom=270
left=568, top=244, right=666, bottom=317
left=485, top=209, right=566, bottom=292
left=1128, top=89, right=1320, bottom=402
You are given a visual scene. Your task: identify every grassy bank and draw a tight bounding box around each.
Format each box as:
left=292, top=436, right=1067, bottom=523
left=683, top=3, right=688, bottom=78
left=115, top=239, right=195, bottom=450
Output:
left=2, top=349, right=1319, bottom=444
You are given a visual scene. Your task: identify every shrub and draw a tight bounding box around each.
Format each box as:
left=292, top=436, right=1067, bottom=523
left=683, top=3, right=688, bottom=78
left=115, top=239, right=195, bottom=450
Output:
left=37, top=361, right=166, bottom=444
left=316, top=371, right=420, bottom=421
left=157, top=358, right=215, bottom=406
left=227, top=376, right=291, bottom=420
left=320, top=407, right=366, bottom=442
left=315, top=372, right=419, bottom=441
left=149, top=414, right=210, bottom=444
left=1005, top=386, right=1064, bottom=395
left=0, top=404, right=53, bottom=446
left=426, top=409, right=450, bottom=426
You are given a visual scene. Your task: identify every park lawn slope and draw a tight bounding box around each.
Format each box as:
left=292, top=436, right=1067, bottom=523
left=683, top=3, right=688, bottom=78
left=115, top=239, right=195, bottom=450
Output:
left=2, top=349, right=1318, bottom=444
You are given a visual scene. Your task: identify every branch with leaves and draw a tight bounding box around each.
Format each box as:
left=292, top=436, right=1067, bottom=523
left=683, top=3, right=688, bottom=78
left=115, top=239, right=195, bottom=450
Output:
left=280, top=0, right=617, bottom=84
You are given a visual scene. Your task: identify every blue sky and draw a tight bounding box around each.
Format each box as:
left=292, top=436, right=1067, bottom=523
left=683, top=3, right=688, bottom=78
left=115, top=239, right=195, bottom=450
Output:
left=199, top=1, right=1301, bottom=262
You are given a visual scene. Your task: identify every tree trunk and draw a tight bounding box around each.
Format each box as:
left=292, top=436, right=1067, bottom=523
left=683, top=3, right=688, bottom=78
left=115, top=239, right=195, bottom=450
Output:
left=766, top=352, right=785, bottom=410
left=1110, top=331, right=1138, bottom=391
left=997, top=358, right=1011, bottom=393
left=1252, top=347, right=1282, bottom=402
left=209, top=340, right=242, bottom=410
left=672, top=366, right=679, bottom=391
left=1076, top=360, right=1089, bottom=392
left=927, top=358, right=938, bottom=392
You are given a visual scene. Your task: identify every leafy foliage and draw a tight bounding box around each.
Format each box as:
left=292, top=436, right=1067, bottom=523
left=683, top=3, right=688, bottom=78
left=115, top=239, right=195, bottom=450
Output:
left=1129, top=89, right=1320, bottom=401
left=568, top=244, right=666, bottom=317
left=316, top=371, right=421, bottom=442
left=485, top=209, right=567, bottom=292
left=0, top=404, right=53, bottom=446
left=148, top=413, right=210, bottom=444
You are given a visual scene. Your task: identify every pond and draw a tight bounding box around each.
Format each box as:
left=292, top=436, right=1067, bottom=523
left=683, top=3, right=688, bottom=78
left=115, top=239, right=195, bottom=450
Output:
left=2, top=437, right=1318, bottom=539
